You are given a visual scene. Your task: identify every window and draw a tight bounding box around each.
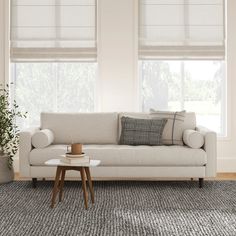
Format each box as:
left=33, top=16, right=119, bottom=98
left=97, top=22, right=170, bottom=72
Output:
left=11, top=62, right=97, bottom=129
left=139, top=0, right=226, bottom=136
left=10, top=0, right=97, bottom=129
left=140, top=60, right=226, bottom=136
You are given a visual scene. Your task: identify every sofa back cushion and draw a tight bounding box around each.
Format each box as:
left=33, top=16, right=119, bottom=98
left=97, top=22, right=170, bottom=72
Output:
left=41, top=112, right=118, bottom=144
left=183, top=112, right=196, bottom=130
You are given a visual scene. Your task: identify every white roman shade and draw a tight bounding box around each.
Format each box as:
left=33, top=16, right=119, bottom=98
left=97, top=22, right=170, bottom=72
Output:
left=10, top=0, right=97, bottom=61
left=139, top=0, right=225, bottom=59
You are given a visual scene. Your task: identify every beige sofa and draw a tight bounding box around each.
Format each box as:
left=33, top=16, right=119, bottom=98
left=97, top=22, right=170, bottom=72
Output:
left=19, top=112, right=217, bottom=187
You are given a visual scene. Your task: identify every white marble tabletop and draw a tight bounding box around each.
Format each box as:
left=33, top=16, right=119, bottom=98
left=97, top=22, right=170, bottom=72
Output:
left=45, top=159, right=101, bottom=167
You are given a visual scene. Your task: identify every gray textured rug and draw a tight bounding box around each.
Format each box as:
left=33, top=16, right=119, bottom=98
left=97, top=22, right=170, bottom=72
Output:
left=0, top=181, right=236, bottom=236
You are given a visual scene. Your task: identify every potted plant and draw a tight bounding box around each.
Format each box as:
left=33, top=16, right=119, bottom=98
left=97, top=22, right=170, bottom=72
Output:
left=0, top=84, right=26, bottom=184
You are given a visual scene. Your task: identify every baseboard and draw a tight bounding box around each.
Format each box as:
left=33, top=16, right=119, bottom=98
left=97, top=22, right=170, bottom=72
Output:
left=217, top=157, right=236, bottom=172
left=13, top=157, right=236, bottom=173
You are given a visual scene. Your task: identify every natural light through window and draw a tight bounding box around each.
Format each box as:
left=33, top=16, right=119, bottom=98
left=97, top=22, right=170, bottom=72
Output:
left=11, top=63, right=97, bottom=129
left=140, top=60, right=226, bottom=136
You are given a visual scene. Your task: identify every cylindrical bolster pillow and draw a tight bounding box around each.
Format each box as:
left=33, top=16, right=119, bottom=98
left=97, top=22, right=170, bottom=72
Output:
left=183, top=129, right=204, bottom=149
left=32, top=129, right=54, bottom=148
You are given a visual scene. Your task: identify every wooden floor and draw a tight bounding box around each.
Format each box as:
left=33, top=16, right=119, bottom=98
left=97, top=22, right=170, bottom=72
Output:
left=216, top=173, right=236, bottom=180
left=14, top=173, right=236, bottom=181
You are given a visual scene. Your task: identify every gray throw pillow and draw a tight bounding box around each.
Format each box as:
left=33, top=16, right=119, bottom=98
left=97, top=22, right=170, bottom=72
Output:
left=119, top=117, right=167, bottom=146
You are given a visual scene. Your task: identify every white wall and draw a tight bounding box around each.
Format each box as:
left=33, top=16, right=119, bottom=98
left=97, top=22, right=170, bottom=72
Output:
left=1, top=0, right=236, bottom=172
left=217, top=0, right=236, bottom=172
left=0, top=0, right=9, bottom=86
left=0, top=0, right=5, bottom=85
left=98, top=0, right=138, bottom=112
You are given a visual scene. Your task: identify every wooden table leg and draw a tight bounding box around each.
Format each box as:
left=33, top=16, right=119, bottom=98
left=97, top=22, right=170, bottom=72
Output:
left=51, top=166, right=62, bottom=208
left=80, top=167, right=88, bottom=209
left=85, top=167, right=94, bottom=204
left=59, top=168, right=66, bottom=202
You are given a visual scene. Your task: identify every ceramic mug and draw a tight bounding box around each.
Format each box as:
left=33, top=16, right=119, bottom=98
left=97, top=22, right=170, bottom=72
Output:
left=69, top=143, right=82, bottom=155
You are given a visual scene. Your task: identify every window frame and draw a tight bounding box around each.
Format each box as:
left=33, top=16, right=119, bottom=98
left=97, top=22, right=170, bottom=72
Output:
left=138, top=59, right=228, bottom=138
left=10, top=61, right=99, bottom=129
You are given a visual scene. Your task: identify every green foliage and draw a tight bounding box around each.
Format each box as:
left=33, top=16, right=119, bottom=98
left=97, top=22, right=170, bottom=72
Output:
left=0, top=84, right=27, bottom=169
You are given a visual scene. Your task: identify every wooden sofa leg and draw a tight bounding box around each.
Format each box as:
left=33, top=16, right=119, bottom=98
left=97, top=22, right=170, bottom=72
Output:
left=32, top=178, right=37, bottom=188
left=199, top=178, right=204, bottom=188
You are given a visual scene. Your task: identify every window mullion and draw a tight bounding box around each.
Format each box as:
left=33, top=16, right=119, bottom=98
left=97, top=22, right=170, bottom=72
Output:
left=180, top=61, right=185, bottom=110
left=53, top=63, right=59, bottom=112
left=55, top=0, right=61, bottom=48
left=221, top=63, right=226, bottom=135
left=184, top=0, right=190, bottom=46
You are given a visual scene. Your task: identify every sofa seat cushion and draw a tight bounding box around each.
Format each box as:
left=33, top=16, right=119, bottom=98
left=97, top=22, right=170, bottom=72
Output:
left=29, top=145, right=207, bottom=167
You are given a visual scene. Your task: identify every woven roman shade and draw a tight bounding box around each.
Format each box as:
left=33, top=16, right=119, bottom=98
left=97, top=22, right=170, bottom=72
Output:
left=10, top=0, right=97, bottom=61
left=139, top=0, right=225, bottom=59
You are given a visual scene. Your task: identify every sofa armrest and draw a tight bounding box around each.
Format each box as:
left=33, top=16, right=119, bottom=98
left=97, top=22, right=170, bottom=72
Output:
left=196, top=126, right=217, bottom=177
left=19, top=127, right=40, bottom=177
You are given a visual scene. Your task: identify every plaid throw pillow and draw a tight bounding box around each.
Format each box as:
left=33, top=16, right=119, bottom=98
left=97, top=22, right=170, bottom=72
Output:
left=150, top=109, right=186, bottom=145
left=119, top=117, right=167, bottom=146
